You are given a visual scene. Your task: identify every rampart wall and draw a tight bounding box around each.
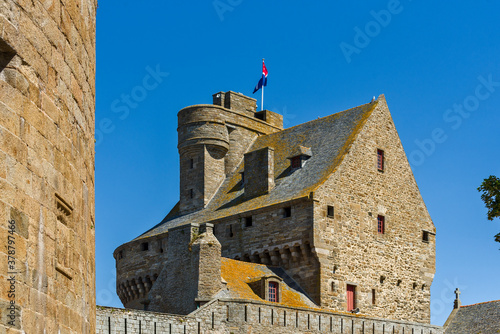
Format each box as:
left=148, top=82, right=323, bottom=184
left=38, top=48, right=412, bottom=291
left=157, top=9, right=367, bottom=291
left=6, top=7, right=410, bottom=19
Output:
left=97, top=300, right=443, bottom=334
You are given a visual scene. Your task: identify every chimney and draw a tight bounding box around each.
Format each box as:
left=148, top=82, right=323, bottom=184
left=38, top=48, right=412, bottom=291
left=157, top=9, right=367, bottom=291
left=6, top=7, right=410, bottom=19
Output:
left=212, top=91, right=257, bottom=115
left=148, top=223, right=223, bottom=314
left=244, top=147, right=275, bottom=197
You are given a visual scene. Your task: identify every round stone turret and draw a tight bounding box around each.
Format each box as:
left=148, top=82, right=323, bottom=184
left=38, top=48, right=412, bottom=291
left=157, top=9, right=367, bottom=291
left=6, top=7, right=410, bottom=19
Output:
left=176, top=91, right=283, bottom=215
left=178, top=105, right=231, bottom=214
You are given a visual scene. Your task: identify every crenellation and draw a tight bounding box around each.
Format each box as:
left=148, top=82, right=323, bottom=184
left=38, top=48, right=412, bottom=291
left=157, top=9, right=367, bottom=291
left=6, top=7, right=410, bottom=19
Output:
left=97, top=302, right=443, bottom=334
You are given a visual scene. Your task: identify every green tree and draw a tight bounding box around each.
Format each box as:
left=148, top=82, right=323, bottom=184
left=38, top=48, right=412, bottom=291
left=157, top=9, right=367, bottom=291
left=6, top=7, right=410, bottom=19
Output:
left=477, top=175, right=500, bottom=243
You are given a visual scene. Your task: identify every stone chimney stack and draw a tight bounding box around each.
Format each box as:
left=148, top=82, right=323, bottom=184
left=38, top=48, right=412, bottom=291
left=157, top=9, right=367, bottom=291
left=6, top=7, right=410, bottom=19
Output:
left=244, top=147, right=275, bottom=197
left=148, top=223, right=223, bottom=315
left=193, top=223, right=223, bottom=303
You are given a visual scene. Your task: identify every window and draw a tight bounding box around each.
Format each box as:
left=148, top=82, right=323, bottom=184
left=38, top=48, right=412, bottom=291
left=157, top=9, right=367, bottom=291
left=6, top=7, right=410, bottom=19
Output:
left=140, top=242, right=149, bottom=251
left=228, top=225, right=234, bottom=237
left=327, top=205, right=334, bottom=218
left=189, top=158, right=194, bottom=169
left=377, top=215, right=385, bottom=234
left=268, top=282, right=279, bottom=302
left=244, top=216, right=253, bottom=227
left=118, top=251, right=123, bottom=259
left=422, top=231, right=429, bottom=242
left=189, top=189, right=194, bottom=199
left=283, top=206, right=291, bottom=218
left=372, top=289, right=376, bottom=305
left=291, top=156, right=301, bottom=169
left=377, top=149, right=384, bottom=171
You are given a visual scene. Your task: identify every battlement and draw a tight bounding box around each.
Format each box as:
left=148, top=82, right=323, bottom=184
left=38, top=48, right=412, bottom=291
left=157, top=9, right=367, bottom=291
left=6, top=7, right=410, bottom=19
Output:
left=97, top=301, right=443, bottom=334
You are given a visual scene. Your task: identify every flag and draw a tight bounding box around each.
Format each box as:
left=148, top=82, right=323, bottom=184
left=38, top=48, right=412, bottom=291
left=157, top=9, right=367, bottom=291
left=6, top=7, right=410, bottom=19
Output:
left=253, top=60, right=268, bottom=94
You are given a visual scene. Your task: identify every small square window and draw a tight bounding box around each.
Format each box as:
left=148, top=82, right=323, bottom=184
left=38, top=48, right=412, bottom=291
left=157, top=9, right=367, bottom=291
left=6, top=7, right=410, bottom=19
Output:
left=244, top=216, right=253, bottom=227
left=327, top=205, right=334, bottom=218
left=283, top=206, right=291, bottom=218
left=377, top=215, right=385, bottom=234
left=140, top=242, right=149, bottom=251
left=422, top=231, right=429, bottom=242
left=377, top=149, right=384, bottom=171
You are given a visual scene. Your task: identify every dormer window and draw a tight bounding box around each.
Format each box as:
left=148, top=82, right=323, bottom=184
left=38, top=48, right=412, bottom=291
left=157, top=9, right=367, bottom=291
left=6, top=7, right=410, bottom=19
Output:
left=287, top=146, right=312, bottom=170
left=291, top=156, right=301, bottom=169
left=248, top=276, right=283, bottom=302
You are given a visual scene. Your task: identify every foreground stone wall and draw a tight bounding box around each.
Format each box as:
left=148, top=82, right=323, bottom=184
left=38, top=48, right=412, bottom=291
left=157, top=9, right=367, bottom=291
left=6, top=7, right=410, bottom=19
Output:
left=0, top=0, right=96, bottom=333
left=96, top=300, right=443, bottom=334
left=313, top=97, right=435, bottom=322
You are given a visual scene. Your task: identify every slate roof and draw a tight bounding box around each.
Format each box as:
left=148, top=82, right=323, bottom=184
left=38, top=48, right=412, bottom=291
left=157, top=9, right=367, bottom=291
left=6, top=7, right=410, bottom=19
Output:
left=445, top=300, right=500, bottom=334
left=135, top=99, right=378, bottom=240
left=217, top=258, right=317, bottom=308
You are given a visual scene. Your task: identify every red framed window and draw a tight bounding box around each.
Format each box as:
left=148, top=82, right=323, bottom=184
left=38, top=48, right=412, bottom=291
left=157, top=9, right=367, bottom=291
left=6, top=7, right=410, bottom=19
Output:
left=268, top=282, right=279, bottom=302
left=291, top=156, right=301, bottom=169
left=377, top=149, right=384, bottom=171
left=377, top=215, right=385, bottom=234
left=347, top=284, right=356, bottom=311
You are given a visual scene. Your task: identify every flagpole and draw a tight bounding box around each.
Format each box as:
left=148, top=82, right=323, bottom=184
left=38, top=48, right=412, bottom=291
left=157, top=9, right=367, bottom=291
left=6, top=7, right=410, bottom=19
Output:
left=261, top=58, right=265, bottom=111
left=261, top=84, right=264, bottom=111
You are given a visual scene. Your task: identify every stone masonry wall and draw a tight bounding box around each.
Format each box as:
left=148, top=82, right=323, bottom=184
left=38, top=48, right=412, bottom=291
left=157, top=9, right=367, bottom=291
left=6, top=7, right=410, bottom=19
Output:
left=0, top=1, right=96, bottom=333
left=96, top=300, right=443, bottom=334
left=148, top=223, right=201, bottom=315
left=313, top=97, right=436, bottom=322
left=214, top=199, right=321, bottom=304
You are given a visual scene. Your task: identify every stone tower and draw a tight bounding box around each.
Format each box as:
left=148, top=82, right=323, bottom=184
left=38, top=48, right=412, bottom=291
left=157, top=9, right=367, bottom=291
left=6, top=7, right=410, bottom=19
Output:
left=0, top=1, right=96, bottom=333
left=177, top=91, right=283, bottom=214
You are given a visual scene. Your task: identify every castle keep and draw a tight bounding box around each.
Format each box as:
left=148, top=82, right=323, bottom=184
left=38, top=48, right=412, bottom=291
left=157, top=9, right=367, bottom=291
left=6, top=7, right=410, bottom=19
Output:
left=0, top=1, right=96, bottom=333
left=113, top=91, right=437, bottom=328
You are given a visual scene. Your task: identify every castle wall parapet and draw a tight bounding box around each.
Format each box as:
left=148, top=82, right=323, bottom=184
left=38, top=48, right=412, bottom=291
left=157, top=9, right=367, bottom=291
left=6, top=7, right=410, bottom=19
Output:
left=97, top=300, right=443, bottom=334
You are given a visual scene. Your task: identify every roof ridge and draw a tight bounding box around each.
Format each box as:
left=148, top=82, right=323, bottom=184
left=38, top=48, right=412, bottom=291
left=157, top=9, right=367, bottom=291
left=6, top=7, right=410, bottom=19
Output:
left=281, top=100, right=376, bottom=132
left=461, top=299, right=500, bottom=308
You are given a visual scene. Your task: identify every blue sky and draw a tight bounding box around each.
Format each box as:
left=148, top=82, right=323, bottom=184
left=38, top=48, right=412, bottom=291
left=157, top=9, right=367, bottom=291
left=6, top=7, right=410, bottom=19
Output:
left=95, top=0, right=500, bottom=325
